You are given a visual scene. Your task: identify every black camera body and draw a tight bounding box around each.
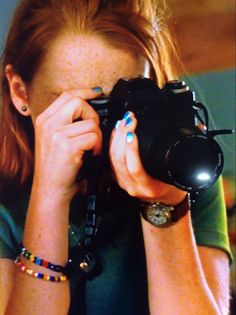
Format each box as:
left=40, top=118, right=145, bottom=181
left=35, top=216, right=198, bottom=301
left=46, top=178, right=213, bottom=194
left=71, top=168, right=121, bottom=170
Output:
left=88, top=77, right=232, bottom=192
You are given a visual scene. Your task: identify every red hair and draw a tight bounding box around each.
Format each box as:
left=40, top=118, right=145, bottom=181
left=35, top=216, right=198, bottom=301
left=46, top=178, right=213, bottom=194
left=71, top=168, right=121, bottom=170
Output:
left=0, top=0, right=178, bottom=192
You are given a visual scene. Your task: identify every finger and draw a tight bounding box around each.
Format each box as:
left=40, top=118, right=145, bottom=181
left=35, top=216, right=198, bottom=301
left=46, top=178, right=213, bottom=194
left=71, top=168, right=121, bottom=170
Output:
left=70, top=131, right=102, bottom=157
left=60, top=119, right=101, bottom=138
left=53, top=96, right=100, bottom=125
left=110, top=120, right=126, bottom=164
left=42, top=87, right=103, bottom=117
left=109, top=112, right=137, bottom=188
left=125, top=132, right=147, bottom=181
left=109, top=112, right=136, bottom=160
left=125, top=132, right=170, bottom=200
left=109, top=111, right=135, bottom=142
left=120, top=113, right=154, bottom=185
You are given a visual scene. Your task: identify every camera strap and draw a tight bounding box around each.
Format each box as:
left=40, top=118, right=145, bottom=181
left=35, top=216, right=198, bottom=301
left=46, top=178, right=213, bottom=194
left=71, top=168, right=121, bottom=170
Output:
left=80, top=167, right=101, bottom=277
left=65, top=154, right=102, bottom=280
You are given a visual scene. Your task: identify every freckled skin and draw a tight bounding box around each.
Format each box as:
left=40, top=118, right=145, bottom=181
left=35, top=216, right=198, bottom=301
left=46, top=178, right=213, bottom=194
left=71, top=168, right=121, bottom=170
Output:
left=27, top=34, right=150, bottom=120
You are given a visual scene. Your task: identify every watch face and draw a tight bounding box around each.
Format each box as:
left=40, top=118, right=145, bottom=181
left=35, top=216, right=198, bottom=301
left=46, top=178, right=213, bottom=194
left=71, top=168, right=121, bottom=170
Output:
left=147, top=207, right=170, bottom=225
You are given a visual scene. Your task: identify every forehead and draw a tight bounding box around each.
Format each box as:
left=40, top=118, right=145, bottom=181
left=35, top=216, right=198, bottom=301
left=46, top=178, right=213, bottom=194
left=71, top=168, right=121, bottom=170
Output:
left=34, top=34, right=150, bottom=95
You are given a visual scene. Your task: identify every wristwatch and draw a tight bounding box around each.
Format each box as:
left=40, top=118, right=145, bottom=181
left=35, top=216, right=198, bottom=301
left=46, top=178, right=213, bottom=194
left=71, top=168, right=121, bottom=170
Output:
left=140, top=193, right=190, bottom=227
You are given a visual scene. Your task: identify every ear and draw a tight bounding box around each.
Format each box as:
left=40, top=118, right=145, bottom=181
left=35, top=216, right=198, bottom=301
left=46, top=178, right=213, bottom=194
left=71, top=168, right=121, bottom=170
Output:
left=5, top=64, right=31, bottom=117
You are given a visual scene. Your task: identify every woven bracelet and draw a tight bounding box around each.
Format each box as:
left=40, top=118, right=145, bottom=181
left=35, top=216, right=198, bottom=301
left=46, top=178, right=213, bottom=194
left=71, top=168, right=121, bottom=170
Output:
left=20, top=244, right=65, bottom=273
left=15, top=257, right=68, bottom=282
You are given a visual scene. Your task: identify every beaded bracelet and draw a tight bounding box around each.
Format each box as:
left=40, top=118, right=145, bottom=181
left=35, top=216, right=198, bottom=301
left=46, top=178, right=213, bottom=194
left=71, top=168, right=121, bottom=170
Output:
left=15, top=257, right=68, bottom=282
left=20, top=244, right=65, bottom=273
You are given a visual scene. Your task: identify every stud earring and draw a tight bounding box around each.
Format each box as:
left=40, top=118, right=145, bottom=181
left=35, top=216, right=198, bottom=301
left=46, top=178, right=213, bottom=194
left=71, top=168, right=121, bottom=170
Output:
left=21, top=105, right=28, bottom=112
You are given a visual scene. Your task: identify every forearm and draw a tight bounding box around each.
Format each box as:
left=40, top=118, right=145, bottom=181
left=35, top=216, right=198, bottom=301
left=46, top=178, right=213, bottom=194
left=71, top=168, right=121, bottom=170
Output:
left=5, top=185, right=71, bottom=315
left=141, top=212, right=221, bottom=315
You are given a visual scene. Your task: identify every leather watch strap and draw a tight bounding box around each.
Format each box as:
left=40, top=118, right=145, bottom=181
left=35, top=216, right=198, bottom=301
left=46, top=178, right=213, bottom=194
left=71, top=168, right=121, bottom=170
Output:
left=170, top=193, right=191, bottom=222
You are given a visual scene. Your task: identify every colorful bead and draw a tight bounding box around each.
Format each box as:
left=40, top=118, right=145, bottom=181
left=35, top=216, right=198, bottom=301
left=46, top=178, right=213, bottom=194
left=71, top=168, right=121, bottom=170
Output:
left=29, top=255, right=35, bottom=262
left=15, top=257, right=68, bottom=282
left=42, top=260, right=49, bottom=268
left=60, top=275, right=67, bottom=281
left=26, top=269, right=33, bottom=275
left=44, top=275, right=49, bottom=280
left=25, top=252, right=30, bottom=259
left=20, top=244, right=65, bottom=273
left=37, top=273, right=44, bottom=279
left=35, top=257, right=41, bottom=265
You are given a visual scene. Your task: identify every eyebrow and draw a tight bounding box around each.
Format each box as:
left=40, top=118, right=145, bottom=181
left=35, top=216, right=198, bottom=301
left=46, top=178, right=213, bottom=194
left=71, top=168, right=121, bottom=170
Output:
left=49, top=74, right=147, bottom=98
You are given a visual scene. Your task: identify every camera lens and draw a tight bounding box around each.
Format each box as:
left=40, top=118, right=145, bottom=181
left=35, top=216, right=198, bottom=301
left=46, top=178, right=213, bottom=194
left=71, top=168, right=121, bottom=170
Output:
left=166, top=135, right=224, bottom=191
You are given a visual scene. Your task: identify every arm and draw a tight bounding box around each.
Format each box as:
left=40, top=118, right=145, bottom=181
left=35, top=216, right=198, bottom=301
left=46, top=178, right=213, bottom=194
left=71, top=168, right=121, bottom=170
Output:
left=141, top=213, right=230, bottom=315
left=0, top=259, right=15, bottom=315
left=109, top=112, right=230, bottom=315
left=4, top=191, right=71, bottom=315
left=198, top=246, right=230, bottom=315
left=2, top=87, right=102, bottom=315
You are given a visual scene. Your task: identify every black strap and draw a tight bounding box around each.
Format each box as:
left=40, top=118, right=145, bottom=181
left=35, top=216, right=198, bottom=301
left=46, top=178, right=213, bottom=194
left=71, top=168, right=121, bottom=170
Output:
left=65, top=154, right=102, bottom=280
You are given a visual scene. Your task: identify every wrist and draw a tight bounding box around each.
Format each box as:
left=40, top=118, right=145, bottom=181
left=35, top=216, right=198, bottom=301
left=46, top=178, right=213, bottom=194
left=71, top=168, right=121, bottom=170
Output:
left=158, top=189, right=188, bottom=207
left=31, top=177, right=77, bottom=205
left=29, top=185, right=73, bottom=216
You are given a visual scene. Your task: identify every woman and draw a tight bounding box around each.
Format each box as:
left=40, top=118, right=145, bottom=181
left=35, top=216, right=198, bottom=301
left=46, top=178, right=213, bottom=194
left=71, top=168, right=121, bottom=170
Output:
left=0, top=1, right=232, bottom=314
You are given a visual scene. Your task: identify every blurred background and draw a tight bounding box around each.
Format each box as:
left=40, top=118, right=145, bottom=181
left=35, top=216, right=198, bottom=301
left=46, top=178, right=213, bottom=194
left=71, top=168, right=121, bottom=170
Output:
left=166, top=2, right=235, bottom=313
left=0, top=0, right=235, bottom=313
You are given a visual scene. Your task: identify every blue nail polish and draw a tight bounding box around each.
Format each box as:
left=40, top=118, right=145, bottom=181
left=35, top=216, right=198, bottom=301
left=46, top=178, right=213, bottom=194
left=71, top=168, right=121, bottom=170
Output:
left=92, top=86, right=102, bottom=93
left=126, top=132, right=134, bottom=143
left=115, top=120, right=121, bottom=129
left=125, top=117, right=133, bottom=126
left=123, top=111, right=131, bottom=120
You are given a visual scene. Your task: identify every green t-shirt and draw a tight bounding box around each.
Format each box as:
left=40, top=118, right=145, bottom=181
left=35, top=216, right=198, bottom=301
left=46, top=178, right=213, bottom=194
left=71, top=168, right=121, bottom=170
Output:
left=0, top=179, right=232, bottom=315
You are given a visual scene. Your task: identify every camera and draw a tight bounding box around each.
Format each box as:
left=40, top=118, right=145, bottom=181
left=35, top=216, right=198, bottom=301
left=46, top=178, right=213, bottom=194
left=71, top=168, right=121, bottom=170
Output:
left=88, top=77, right=233, bottom=192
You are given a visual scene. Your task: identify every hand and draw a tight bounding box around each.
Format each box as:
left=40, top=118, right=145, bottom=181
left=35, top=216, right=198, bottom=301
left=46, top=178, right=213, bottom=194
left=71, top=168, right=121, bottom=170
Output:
left=33, top=88, right=103, bottom=198
left=109, top=112, right=186, bottom=206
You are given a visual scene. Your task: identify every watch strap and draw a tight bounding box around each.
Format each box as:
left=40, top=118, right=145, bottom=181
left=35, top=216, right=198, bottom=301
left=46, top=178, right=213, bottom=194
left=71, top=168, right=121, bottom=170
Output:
left=169, top=193, right=190, bottom=222
left=140, top=193, right=190, bottom=226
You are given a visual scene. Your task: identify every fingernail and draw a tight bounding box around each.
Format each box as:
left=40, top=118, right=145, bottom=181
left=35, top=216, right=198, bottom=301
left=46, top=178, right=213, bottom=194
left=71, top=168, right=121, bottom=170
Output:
left=126, top=132, right=134, bottom=143
left=125, top=117, right=133, bottom=126
left=92, top=86, right=102, bottom=93
left=114, top=120, right=121, bottom=129
left=123, top=111, right=131, bottom=120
